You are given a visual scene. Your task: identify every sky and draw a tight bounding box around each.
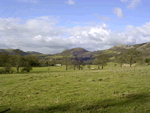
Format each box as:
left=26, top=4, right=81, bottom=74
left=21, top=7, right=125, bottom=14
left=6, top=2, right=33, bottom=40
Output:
left=0, top=0, right=150, bottom=54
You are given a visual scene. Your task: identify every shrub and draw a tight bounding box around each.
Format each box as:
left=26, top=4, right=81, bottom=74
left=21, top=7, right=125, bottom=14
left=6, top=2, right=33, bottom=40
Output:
left=4, top=67, right=11, bottom=73
left=87, top=65, right=91, bottom=69
left=26, top=66, right=33, bottom=72
left=21, top=68, right=26, bottom=72
left=144, top=58, right=150, bottom=63
left=0, top=69, right=4, bottom=74
left=21, top=66, right=33, bottom=72
left=3, top=63, right=14, bottom=74
left=0, top=67, right=14, bottom=74
left=51, top=64, right=54, bottom=66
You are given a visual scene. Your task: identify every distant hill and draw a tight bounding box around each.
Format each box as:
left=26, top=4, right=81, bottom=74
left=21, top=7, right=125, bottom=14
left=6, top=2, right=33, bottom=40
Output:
left=1, top=42, right=150, bottom=61
left=0, top=49, right=42, bottom=56
left=55, top=47, right=90, bottom=57
left=26, top=51, right=42, bottom=55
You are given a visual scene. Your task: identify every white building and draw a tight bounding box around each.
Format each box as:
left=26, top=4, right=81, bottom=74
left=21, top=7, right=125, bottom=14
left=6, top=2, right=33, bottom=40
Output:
left=56, top=64, right=62, bottom=66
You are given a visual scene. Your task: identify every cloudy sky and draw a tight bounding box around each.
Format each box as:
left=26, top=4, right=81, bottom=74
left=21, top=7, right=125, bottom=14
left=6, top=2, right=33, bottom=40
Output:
left=0, top=0, right=150, bottom=54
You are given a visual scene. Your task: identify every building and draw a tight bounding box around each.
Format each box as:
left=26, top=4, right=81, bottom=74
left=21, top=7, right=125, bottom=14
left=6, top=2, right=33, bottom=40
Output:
left=56, top=64, right=62, bottom=66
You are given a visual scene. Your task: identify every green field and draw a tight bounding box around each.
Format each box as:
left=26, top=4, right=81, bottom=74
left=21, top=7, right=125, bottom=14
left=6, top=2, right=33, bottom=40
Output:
left=1, top=63, right=150, bottom=113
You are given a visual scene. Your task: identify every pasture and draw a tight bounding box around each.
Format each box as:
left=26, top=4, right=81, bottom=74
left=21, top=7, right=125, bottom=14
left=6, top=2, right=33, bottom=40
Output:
left=1, top=63, right=150, bottom=113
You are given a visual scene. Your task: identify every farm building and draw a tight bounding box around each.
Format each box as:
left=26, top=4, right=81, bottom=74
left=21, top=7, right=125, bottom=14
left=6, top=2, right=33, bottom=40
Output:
left=56, top=64, right=62, bottom=66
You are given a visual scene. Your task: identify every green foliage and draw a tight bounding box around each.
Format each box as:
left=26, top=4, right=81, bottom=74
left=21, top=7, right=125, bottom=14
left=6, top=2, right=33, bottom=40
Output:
left=50, top=64, right=55, bottom=66
left=0, top=63, right=14, bottom=74
left=74, top=57, right=84, bottom=70
left=63, top=48, right=71, bottom=70
left=0, top=52, right=10, bottom=67
left=115, top=53, right=126, bottom=67
left=95, top=54, right=109, bottom=69
left=21, top=66, right=33, bottom=72
left=124, top=49, right=142, bottom=67
left=87, top=65, right=91, bottom=69
left=0, top=69, right=4, bottom=74
left=144, top=58, right=150, bottom=63
left=23, top=55, right=40, bottom=67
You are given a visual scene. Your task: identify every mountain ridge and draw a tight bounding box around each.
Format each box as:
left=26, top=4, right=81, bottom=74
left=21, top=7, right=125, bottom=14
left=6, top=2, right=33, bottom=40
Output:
left=0, top=42, right=150, bottom=60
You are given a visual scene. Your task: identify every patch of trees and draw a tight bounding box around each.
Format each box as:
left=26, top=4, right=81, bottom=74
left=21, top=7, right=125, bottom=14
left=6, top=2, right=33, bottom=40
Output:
left=115, top=49, right=142, bottom=67
left=0, top=52, right=41, bottom=74
left=93, top=54, right=109, bottom=69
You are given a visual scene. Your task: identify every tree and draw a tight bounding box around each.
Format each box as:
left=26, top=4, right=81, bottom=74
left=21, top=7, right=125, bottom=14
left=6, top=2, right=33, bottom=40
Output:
left=23, top=55, right=40, bottom=67
left=39, top=58, right=45, bottom=66
left=81, top=61, right=86, bottom=70
left=0, top=52, right=10, bottom=67
left=12, top=55, right=22, bottom=73
left=74, top=57, right=83, bottom=70
left=124, top=49, right=142, bottom=67
left=115, top=53, right=126, bottom=67
left=71, top=59, right=77, bottom=70
left=95, top=54, right=109, bottom=69
left=144, top=58, right=150, bottom=64
left=87, top=65, right=91, bottom=70
left=12, top=49, right=23, bottom=73
left=63, top=48, right=70, bottom=70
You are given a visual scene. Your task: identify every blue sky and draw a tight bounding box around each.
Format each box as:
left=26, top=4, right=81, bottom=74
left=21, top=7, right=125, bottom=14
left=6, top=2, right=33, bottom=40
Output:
left=0, top=0, right=150, bottom=54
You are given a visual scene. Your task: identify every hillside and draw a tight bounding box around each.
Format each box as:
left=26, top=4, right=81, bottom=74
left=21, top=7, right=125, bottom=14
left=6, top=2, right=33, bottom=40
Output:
left=55, top=47, right=90, bottom=57
left=0, top=49, right=42, bottom=56
left=1, top=42, right=150, bottom=60
left=26, top=51, right=42, bottom=55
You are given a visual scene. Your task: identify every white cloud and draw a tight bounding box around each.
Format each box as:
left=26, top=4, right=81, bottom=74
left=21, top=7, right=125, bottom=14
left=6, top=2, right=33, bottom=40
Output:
left=127, top=0, right=141, bottom=9
left=66, top=0, right=75, bottom=5
left=94, top=14, right=110, bottom=21
left=17, top=0, right=37, bottom=3
left=120, top=0, right=129, bottom=2
left=113, top=7, right=124, bottom=18
left=120, top=0, right=141, bottom=9
left=0, top=16, right=150, bottom=54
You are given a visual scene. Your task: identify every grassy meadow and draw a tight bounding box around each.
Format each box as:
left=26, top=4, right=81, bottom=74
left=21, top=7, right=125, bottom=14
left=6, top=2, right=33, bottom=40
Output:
left=1, top=63, right=150, bottom=113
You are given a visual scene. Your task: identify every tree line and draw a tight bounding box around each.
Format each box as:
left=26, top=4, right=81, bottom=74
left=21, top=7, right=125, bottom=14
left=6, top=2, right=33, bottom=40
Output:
left=0, top=48, right=148, bottom=74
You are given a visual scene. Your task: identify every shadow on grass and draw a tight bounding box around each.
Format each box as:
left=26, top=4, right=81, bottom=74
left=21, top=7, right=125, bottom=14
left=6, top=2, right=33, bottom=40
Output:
left=1, top=92, right=150, bottom=113
left=5, top=70, right=75, bottom=74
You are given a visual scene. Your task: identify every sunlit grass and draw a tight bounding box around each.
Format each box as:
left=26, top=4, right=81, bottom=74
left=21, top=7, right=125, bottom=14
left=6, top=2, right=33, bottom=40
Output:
left=1, top=63, right=150, bottom=113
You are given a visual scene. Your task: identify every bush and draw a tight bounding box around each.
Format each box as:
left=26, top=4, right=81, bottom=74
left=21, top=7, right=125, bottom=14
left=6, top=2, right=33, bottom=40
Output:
left=21, top=68, right=26, bottom=72
left=87, top=65, right=91, bottom=69
left=144, top=58, right=150, bottom=63
left=26, top=66, right=32, bottom=72
left=21, top=66, right=33, bottom=72
left=3, top=63, right=14, bottom=74
left=0, top=69, right=4, bottom=74
left=0, top=67, right=14, bottom=74
left=51, top=64, right=55, bottom=66
left=4, top=67, right=11, bottom=73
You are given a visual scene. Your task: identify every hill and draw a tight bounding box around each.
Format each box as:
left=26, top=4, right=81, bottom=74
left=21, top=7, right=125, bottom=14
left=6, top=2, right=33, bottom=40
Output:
left=1, top=42, right=150, bottom=61
left=0, top=49, right=42, bottom=56
left=55, top=47, right=90, bottom=57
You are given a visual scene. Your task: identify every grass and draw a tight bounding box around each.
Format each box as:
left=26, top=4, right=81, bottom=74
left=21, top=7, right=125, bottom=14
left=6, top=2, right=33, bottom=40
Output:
left=103, top=50, right=120, bottom=54
left=1, top=63, right=150, bottom=113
